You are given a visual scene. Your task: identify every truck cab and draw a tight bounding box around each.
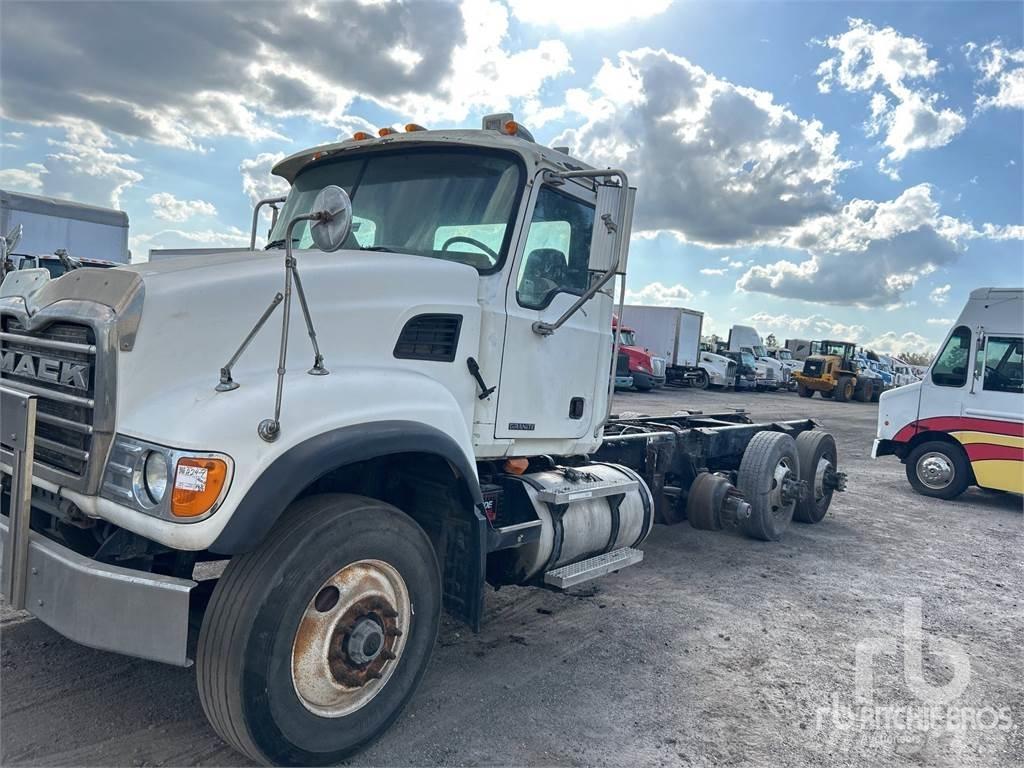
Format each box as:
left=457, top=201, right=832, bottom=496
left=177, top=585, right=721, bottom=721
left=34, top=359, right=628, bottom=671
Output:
left=728, top=325, right=785, bottom=391
left=874, top=287, right=1023, bottom=498
left=612, top=315, right=666, bottom=391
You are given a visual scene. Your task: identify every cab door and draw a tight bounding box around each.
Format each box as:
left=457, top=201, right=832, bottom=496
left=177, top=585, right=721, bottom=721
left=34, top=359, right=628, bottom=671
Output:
left=494, top=176, right=619, bottom=441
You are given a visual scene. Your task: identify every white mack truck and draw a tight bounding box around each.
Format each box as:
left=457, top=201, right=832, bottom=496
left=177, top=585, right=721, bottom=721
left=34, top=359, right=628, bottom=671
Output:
left=0, top=115, right=847, bottom=766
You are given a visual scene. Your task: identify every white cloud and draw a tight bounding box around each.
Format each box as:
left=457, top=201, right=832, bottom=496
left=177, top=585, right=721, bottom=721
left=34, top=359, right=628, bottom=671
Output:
left=966, top=40, right=1024, bottom=111
left=817, top=18, right=965, bottom=175
left=699, top=267, right=728, bottom=276
left=0, top=162, right=48, bottom=193
left=507, top=0, right=672, bottom=30
left=394, top=0, right=572, bottom=123
left=1, top=0, right=570, bottom=150
left=929, top=284, right=952, bottom=304
left=558, top=48, right=852, bottom=246
left=147, top=192, right=217, bottom=223
left=739, top=185, right=963, bottom=305
left=625, top=281, right=694, bottom=305
left=864, top=330, right=936, bottom=356
left=39, top=124, right=142, bottom=207
left=927, top=317, right=953, bottom=325
left=746, top=311, right=867, bottom=343
left=239, top=152, right=290, bottom=205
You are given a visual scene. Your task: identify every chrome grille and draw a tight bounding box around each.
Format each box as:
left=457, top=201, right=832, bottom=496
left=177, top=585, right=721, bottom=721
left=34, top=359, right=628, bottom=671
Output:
left=1, top=318, right=96, bottom=479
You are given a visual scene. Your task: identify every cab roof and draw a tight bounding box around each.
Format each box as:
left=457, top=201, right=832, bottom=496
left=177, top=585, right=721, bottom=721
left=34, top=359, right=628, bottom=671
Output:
left=271, top=128, right=593, bottom=184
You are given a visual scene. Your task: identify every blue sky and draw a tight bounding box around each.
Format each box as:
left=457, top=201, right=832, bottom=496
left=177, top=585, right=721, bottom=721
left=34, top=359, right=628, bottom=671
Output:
left=1, top=0, right=1021, bottom=356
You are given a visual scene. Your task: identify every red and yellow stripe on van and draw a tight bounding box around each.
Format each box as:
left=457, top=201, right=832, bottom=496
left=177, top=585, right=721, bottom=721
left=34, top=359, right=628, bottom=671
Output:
left=893, top=417, right=1024, bottom=494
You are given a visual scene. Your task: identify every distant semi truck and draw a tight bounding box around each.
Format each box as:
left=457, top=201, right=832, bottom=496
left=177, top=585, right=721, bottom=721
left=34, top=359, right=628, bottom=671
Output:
left=1, top=189, right=129, bottom=264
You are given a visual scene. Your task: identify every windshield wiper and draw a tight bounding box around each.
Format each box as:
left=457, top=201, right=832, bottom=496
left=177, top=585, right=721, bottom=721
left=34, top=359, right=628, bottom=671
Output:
left=264, top=237, right=300, bottom=250
left=359, top=245, right=419, bottom=255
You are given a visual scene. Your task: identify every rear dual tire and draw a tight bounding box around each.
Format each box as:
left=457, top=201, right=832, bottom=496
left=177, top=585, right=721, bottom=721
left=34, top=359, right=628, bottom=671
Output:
left=737, top=432, right=800, bottom=541
left=197, top=494, right=441, bottom=766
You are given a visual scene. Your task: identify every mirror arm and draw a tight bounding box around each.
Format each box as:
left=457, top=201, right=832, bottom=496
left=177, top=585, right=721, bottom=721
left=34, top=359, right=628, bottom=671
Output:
left=531, top=168, right=629, bottom=338
left=249, top=195, right=288, bottom=250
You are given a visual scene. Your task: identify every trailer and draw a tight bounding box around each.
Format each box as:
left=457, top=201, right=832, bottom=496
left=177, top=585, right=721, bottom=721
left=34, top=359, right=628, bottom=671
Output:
left=1, top=189, right=129, bottom=264
left=620, top=304, right=734, bottom=388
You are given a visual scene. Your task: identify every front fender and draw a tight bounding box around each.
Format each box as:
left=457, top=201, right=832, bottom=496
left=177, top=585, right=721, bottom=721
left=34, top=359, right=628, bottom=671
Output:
left=78, top=367, right=477, bottom=551
left=209, top=420, right=483, bottom=554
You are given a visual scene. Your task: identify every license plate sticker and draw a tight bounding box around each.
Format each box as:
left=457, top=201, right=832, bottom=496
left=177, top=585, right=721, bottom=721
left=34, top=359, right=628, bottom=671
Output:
left=175, top=465, right=208, bottom=492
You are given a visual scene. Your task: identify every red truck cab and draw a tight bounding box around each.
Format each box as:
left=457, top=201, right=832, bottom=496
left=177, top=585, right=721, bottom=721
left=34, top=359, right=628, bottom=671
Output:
left=612, top=315, right=666, bottom=391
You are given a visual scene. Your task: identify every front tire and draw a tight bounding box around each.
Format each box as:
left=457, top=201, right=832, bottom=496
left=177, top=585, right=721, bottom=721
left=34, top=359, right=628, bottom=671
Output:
left=905, top=441, right=971, bottom=500
left=835, top=375, right=854, bottom=402
left=197, top=494, right=441, bottom=766
left=693, top=369, right=710, bottom=390
left=797, top=384, right=814, bottom=398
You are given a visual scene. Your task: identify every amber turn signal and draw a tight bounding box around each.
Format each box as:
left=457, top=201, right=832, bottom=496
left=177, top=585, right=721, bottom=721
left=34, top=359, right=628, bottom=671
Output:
left=171, top=457, right=229, bottom=518
left=352, top=131, right=374, bottom=141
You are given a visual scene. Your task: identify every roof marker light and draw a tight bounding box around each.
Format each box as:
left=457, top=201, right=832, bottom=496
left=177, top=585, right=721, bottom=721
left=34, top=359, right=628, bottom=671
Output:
left=378, top=127, right=397, bottom=136
left=352, top=131, right=374, bottom=141
left=405, top=123, right=427, bottom=132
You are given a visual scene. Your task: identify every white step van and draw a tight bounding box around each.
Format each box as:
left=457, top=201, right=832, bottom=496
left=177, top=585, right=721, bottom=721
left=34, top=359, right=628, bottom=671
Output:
left=873, top=288, right=1023, bottom=498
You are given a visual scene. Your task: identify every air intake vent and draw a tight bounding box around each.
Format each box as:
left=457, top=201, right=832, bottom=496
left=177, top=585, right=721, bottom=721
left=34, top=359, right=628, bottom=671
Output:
left=394, top=314, right=462, bottom=362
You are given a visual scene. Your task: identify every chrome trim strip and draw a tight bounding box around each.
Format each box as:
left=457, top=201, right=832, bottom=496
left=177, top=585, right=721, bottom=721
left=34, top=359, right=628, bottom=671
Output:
left=34, top=436, right=89, bottom=462
left=0, top=331, right=96, bottom=355
left=0, top=379, right=95, bottom=408
left=36, top=411, right=94, bottom=434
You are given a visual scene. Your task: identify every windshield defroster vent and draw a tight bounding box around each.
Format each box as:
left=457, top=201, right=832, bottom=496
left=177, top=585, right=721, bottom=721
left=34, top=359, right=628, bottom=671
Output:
left=394, top=314, right=463, bottom=362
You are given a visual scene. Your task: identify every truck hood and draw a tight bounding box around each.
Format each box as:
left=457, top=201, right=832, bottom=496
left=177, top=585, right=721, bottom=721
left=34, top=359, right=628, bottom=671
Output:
left=3, top=248, right=483, bottom=441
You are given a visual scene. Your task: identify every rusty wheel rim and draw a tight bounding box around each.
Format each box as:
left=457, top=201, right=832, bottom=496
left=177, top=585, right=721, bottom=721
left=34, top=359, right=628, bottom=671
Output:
left=291, top=559, right=410, bottom=718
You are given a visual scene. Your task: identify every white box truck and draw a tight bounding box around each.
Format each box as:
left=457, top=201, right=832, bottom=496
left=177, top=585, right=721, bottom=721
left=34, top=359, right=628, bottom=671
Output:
left=619, top=304, right=735, bottom=388
left=1, top=190, right=129, bottom=264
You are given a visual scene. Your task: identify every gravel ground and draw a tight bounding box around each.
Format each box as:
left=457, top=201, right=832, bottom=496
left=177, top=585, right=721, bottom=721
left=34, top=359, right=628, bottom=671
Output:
left=1, top=388, right=1021, bottom=767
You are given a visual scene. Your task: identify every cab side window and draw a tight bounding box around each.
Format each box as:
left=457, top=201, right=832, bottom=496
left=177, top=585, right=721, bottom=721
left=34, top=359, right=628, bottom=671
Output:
left=931, top=326, right=971, bottom=388
left=517, top=186, right=595, bottom=310
left=982, top=337, right=1024, bottom=394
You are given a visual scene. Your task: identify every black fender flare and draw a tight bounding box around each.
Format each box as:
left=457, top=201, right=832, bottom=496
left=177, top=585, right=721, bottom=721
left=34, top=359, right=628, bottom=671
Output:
left=209, top=420, right=483, bottom=555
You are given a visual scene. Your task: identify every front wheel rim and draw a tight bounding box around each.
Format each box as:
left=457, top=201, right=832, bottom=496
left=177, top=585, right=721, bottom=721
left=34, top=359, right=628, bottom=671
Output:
left=291, top=559, right=411, bottom=718
left=917, top=452, right=955, bottom=490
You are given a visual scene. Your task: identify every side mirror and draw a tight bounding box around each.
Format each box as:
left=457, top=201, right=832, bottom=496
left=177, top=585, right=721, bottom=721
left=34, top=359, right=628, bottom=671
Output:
left=309, top=185, right=353, bottom=253
left=5, top=224, right=23, bottom=254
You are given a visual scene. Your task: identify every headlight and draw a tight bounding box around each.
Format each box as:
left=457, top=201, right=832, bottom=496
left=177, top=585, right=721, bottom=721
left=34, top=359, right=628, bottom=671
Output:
left=143, top=451, right=169, bottom=504
left=102, top=435, right=232, bottom=522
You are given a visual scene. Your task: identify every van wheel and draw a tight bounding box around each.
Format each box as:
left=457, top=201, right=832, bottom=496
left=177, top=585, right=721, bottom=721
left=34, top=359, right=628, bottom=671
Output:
left=197, top=494, right=441, bottom=766
left=737, top=432, right=801, bottom=541
left=906, top=442, right=970, bottom=500
left=797, top=384, right=814, bottom=398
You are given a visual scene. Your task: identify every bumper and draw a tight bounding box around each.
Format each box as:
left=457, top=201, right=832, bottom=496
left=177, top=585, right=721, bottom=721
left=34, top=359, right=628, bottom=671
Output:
left=614, top=375, right=634, bottom=389
left=631, top=371, right=666, bottom=389
left=0, top=514, right=196, bottom=666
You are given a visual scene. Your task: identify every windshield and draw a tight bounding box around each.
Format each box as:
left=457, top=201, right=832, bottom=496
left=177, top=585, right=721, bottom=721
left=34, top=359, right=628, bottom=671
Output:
left=618, top=330, right=637, bottom=346
left=753, top=345, right=768, bottom=358
left=821, top=341, right=850, bottom=357
left=268, top=148, right=524, bottom=272
left=778, top=350, right=792, bottom=360
left=741, top=352, right=756, bottom=367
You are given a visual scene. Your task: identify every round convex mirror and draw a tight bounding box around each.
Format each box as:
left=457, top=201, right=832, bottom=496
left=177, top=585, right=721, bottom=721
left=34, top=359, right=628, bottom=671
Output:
left=309, top=185, right=353, bottom=252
